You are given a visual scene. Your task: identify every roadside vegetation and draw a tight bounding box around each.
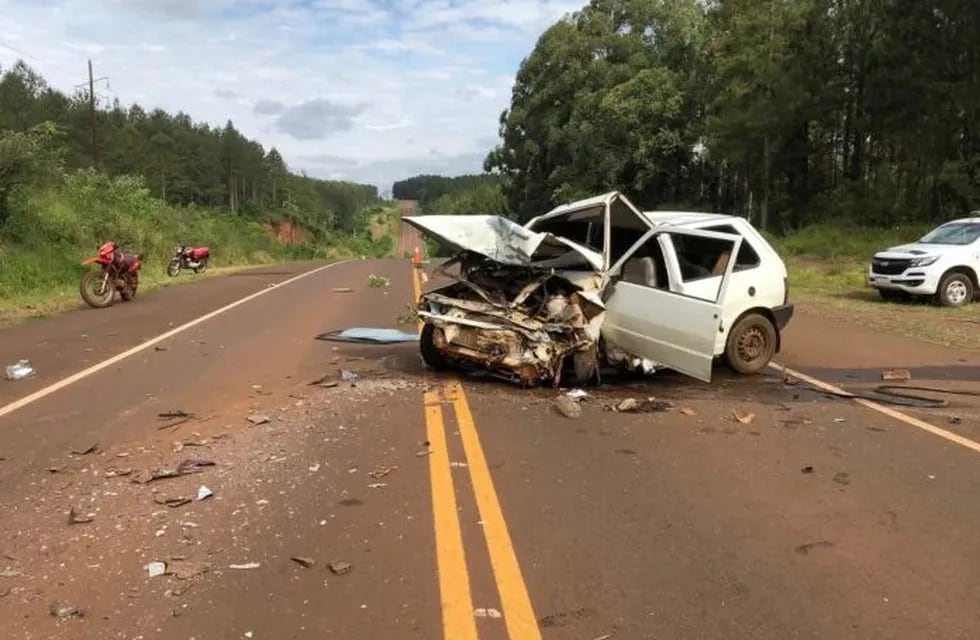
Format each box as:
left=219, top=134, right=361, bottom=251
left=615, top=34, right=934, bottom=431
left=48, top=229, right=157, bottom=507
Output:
left=0, top=62, right=396, bottom=322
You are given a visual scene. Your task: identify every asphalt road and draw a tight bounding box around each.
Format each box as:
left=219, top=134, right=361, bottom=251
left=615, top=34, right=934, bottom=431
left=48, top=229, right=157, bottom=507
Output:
left=1, top=219, right=979, bottom=640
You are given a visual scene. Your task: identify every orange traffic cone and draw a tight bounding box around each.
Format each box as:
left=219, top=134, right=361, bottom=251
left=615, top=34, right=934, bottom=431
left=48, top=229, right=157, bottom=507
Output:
left=412, top=246, right=421, bottom=268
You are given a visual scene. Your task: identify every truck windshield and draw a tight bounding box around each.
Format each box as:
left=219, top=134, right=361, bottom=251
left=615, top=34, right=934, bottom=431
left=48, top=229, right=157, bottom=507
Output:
left=919, top=222, right=980, bottom=245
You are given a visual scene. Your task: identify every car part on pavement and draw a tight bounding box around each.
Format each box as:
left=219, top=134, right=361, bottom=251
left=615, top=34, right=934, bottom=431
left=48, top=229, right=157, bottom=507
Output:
left=316, top=327, right=419, bottom=343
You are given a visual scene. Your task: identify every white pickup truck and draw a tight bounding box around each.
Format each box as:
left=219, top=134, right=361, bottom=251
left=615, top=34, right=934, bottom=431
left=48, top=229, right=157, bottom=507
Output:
left=868, top=217, right=980, bottom=306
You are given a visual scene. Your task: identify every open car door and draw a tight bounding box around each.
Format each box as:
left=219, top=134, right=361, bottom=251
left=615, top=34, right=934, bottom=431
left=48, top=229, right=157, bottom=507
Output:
left=601, top=227, right=743, bottom=382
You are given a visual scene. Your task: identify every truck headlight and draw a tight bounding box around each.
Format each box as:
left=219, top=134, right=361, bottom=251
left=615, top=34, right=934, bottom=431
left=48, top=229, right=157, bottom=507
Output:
left=909, top=256, right=939, bottom=267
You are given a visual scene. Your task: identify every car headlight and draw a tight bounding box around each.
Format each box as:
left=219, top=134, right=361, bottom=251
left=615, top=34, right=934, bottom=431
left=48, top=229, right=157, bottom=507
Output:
left=909, top=256, right=939, bottom=267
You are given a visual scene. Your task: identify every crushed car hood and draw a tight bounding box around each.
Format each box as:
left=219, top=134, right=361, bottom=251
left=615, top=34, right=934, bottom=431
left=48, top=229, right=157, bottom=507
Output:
left=403, top=215, right=604, bottom=271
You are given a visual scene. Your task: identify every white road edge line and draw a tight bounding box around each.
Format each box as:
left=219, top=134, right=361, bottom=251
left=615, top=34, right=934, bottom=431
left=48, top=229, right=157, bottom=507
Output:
left=770, top=363, right=980, bottom=455
left=0, top=261, right=348, bottom=420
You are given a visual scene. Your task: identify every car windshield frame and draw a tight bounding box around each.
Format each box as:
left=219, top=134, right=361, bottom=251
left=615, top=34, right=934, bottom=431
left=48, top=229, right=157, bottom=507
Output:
left=918, top=222, right=980, bottom=245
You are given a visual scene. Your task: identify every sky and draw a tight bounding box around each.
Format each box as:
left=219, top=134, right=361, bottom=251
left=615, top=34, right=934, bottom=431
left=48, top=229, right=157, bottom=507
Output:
left=0, top=0, right=582, bottom=194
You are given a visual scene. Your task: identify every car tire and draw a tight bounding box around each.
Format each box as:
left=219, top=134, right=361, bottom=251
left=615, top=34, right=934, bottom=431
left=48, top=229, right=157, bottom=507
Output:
left=725, top=313, right=778, bottom=375
left=935, top=272, right=974, bottom=307
left=419, top=323, right=449, bottom=370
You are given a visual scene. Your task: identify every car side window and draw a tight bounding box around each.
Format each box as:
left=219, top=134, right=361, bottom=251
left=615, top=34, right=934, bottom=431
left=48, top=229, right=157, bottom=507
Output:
left=703, top=224, right=761, bottom=271
left=617, top=234, right=669, bottom=291
left=667, top=232, right=736, bottom=282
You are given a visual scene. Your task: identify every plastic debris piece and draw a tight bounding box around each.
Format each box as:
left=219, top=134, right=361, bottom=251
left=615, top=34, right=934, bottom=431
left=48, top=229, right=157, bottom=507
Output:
left=733, top=411, right=756, bottom=424
left=229, top=562, right=261, bottom=570
left=70, top=442, right=99, bottom=456
left=474, top=607, right=502, bottom=618
left=367, top=275, right=391, bottom=288
left=367, top=483, right=387, bottom=489
left=552, top=396, right=582, bottom=419
left=680, top=408, right=697, bottom=416
left=67, top=507, right=94, bottom=525
left=328, top=561, right=352, bottom=575
left=291, top=556, right=315, bottom=568
left=881, top=369, right=911, bottom=381
left=368, top=465, right=397, bottom=479
left=5, top=360, right=35, bottom=381
left=340, top=369, right=359, bottom=383
left=155, top=496, right=192, bottom=508
left=196, top=485, right=213, bottom=501
left=332, top=287, right=353, bottom=293
left=247, top=414, right=271, bottom=425
left=316, top=328, right=419, bottom=344
left=147, top=561, right=167, bottom=578
left=49, top=601, right=84, bottom=619
left=564, top=389, right=588, bottom=401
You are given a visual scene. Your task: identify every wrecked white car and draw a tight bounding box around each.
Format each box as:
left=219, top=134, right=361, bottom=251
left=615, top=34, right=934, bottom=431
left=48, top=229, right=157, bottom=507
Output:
left=404, top=192, right=794, bottom=386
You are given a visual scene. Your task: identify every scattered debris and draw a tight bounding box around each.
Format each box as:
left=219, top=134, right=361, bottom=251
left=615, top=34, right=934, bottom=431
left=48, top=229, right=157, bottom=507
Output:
left=316, top=328, right=419, bottom=344
left=169, top=561, right=210, bottom=580
left=680, top=407, right=697, bottom=417
left=309, top=463, right=321, bottom=472
left=5, top=360, right=35, bottom=380
left=474, top=607, right=502, bottom=618
left=67, top=507, right=94, bottom=525
left=47, top=465, right=66, bottom=474
left=0, top=568, right=24, bottom=578
left=154, top=345, right=168, bottom=352
left=881, top=369, right=911, bottom=381
left=159, top=410, right=193, bottom=420
left=795, top=540, right=834, bottom=555
left=539, top=607, right=596, bottom=628
left=105, top=467, right=133, bottom=477
left=332, top=287, right=353, bottom=293
left=340, top=369, right=359, bottom=384
left=449, top=461, right=468, bottom=468
left=132, top=459, right=215, bottom=484
left=834, top=417, right=847, bottom=423
left=801, top=465, right=814, bottom=474
left=308, top=372, right=339, bottom=387
left=147, top=561, right=167, bottom=578
left=552, top=396, right=582, bottom=419
left=196, top=485, right=213, bottom=501
left=615, top=398, right=673, bottom=413
left=247, top=414, right=271, bottom=425
left=70, top=442, right=99, bottom=456
left=415, top=449, right=432, bottom=458
left=155, top=496, right=192, bottom=509
left=49, top=601, right=84, bottom=619
left=367, top=274, right=391, bottom=288
left=368, top=465, right=398, bottom=479
left=229, top=562, right=261, bottom=570
left=564, top=389, right=589, bottom=401
left=291, top=556, right=315, bottom=569
left=328, top=561, right=352, bottom=575
left=948, top=416, right=963, bottom=425
left=732, top=410, right=756, bottom=425
left=367, top=483, right=387, bottom=489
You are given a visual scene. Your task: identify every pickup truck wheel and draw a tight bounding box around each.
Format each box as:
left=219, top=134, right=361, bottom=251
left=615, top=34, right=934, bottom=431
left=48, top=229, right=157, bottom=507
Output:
left=419, top=323, right=449, bottom=370
left=935, top=272, right=974, bottom=307
left=725, top=313, right=777, bottom=375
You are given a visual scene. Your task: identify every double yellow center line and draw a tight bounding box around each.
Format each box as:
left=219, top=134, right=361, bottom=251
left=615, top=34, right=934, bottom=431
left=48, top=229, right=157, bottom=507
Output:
left=411, top=264, right=542, bottom=640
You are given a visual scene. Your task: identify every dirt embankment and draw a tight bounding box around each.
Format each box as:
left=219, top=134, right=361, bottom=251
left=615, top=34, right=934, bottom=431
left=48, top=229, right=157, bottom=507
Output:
left=264, top=219, right=313, bottom=245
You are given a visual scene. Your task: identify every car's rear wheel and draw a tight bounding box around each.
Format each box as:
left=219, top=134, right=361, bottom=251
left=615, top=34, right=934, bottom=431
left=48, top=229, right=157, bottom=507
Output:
left=935, top=272, right=974, bottom=307
left=419, top=323, right=449, bottom=370
left=725, top=313, right=777, bottom=375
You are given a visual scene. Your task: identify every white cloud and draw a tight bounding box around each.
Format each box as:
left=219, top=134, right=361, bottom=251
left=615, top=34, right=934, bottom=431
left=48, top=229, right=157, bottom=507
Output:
left=0, top=0, right=582, bottom=190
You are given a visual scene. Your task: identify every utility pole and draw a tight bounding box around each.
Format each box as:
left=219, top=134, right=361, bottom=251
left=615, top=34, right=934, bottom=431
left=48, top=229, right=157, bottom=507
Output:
left=74, top=59, right=109, bottom=168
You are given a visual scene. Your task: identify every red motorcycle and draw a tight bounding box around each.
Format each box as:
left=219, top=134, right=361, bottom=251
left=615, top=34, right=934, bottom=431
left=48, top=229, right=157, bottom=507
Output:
left=79, top=241, right=143, bottom=308
left=167, top=244, right=211, bottom=277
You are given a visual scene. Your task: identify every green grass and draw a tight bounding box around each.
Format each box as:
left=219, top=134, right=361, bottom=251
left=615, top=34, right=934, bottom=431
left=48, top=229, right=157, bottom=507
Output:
left=772, top=223, right=980, bottom=350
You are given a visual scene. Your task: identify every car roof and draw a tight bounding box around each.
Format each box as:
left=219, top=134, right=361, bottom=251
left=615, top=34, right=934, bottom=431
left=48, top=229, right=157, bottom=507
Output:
left=640, top=210, right=744, bottom=227
left=944, top=216, right=980, bottom=224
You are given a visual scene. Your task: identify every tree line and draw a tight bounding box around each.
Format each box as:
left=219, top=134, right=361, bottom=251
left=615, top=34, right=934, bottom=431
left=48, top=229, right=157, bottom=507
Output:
left=479, top=0, right=980, bottom=229
left=392, top=174, right=510, bottom=216
left=0, top=61, right=378, bottom=233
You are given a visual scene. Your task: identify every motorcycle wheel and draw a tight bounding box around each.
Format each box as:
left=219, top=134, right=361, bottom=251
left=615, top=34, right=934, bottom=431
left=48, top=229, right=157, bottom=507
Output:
left=79, top=270, right=115, bottom=308
left=167, top=260, right=181, bottom=277
left=120, top=273, right=139, bottom=301
left=194, top=257, right=209, bottom=274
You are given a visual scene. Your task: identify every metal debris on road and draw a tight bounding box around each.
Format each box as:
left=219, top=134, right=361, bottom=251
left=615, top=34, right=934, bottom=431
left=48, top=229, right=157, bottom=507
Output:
left=67, top=507, right=94, bottom=525
left=291, top=556, right=315, bottom=568
left=795, top=540, right=834, bottom=555
left=949, top=416, right=963, bottom=425
left=881, top=368, right=911, bottom=381
left=196, top=485, right=213, bottom=501
left=159, top=410, right=193, bottom=419
left=332, top=287, right=353, bottom=293
left=732, top=410, right=756, bottom=424
left=155, top=496, right=192, bottom=509
left=328, top=561, right=352, bottom=575
left=552, top=396, right=582, bottom=419
left=5, top=360, right=35, bottom=380
left=474, top=608, right=502, bottom=618
left=70, top=442, right=99, bottom=456
left=49, top=601, right=84, bottom=619
left=368, top=465, right=398, bottom=479
left=147, top=561, right=167, bottom=578
left=229, top=562, right=261, bottom=570
left=316, top=328, right=419, bottom=344
left=247, top=414, right=271, bottom=425
left=132, top=459, right=215, bottom=484
left=615, top=398, right=673, bottom=413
